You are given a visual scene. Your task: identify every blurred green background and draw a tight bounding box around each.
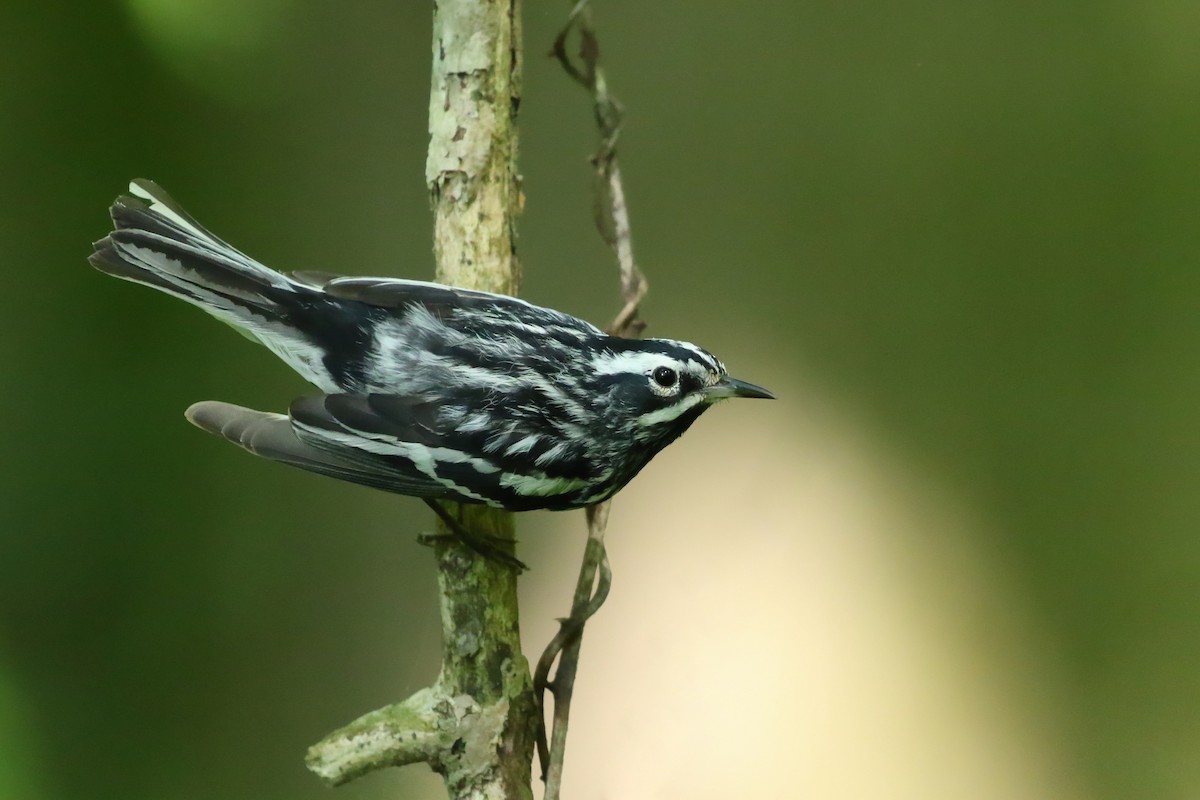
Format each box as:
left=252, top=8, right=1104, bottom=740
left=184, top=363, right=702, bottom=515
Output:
left=2, top=1, right=1198, bottom=798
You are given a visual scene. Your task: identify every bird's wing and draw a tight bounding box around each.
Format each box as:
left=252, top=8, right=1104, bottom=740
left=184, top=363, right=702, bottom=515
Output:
left=188, top=394, right=599, bottom=510
left=318, top=276, right=604, bottom=335
left=288, top=394, right=597, bottom=510
left=321, top=276, right=517, bottom=310
left=185, top=400, right=463, bottom=501
left=289, top=394, right=501, bottom=504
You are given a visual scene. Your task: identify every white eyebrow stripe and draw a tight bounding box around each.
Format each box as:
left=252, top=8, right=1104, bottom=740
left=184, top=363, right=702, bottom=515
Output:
left=647, top=338, right=719, bottom=370
left=590, top=350, right=672, bottom=376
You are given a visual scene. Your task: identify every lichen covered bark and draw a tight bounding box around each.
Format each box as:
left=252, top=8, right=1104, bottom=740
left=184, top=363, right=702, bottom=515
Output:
left=427, top=0, right=533, bottom=795
left=427, top=0, right=523, bottom=297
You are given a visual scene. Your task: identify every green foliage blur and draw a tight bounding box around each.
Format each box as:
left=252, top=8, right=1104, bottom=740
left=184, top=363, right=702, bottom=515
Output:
left=1, top=1, right=1197, bottom=798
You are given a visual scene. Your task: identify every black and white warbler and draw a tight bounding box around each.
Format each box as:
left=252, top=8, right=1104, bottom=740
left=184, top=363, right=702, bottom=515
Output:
left=90, top=180, right=773, bottom=512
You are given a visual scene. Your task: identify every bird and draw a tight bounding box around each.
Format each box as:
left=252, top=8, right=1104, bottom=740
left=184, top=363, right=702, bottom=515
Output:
left=90, top=180, right=774, bottom=516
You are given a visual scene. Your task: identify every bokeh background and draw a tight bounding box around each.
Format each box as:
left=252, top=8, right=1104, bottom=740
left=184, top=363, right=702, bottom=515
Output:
left=2, top=1, right=1197, bottom=798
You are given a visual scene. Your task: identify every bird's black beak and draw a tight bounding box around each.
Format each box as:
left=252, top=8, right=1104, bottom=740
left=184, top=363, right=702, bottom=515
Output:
left=706, top=376, right=775, bottom=400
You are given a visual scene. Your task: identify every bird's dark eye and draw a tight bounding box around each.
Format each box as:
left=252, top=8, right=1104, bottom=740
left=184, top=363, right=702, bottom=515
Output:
left=652, top=366, right=678, bottom=388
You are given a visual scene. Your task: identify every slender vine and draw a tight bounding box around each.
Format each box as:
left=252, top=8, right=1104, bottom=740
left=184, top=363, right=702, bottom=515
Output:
left=536, top=3, right=648, bottom=796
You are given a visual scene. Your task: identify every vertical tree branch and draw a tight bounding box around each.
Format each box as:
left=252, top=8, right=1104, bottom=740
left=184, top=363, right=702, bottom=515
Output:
left=427, top=0, right=523, bottom=297
left=306, top=2, right=534, bottom=797
left=425, top=12, right=533, bottom=794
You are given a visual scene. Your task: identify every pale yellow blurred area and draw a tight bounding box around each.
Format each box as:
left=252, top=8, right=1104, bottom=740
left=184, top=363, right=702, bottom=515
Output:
left=525, top=379, right=1090, bottom=800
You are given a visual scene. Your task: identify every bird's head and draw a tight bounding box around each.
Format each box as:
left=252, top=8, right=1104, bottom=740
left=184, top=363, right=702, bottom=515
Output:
left=589, top=337, right=773, bottom=456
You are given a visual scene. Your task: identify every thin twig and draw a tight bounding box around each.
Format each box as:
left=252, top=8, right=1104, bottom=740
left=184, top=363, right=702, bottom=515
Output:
left=537, top=2, right=647, bottom=796
left=552, top=0, right=649, bottom=339
left=535, top=506, right=612, bottom=786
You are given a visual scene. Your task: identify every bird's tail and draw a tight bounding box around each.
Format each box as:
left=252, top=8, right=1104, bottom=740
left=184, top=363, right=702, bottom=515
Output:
left=90, top=180, right=342, bottom=390
left=89, top=180, right=297, bottom=320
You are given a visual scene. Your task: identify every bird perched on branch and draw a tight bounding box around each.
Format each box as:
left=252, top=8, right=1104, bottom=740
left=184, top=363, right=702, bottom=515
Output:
left=90, top=180, right=773, bottom=514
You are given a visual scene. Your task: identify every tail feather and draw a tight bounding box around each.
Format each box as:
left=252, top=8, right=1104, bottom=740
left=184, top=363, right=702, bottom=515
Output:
left=125, top=179, right=217, bottom=239
left=91, top=180, right=342, bottom=391
left=91, top=180, right=287, bottom=298
left=105, top=228, right=278, bottom=311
